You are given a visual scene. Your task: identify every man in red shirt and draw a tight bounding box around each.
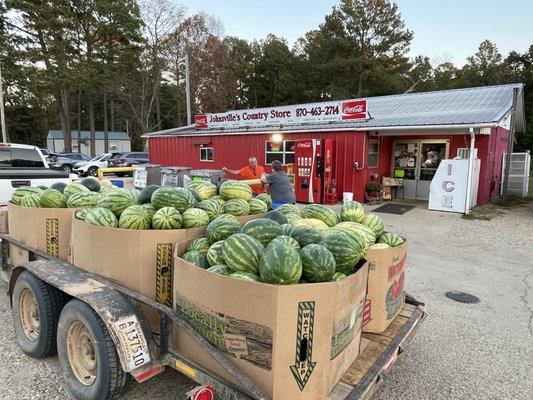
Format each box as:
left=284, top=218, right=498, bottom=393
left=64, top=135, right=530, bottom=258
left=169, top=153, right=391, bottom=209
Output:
left=223, top=157, right=265, bottom=194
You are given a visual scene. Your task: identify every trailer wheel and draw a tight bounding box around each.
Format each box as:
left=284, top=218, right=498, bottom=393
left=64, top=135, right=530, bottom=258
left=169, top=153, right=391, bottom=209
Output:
left=57, top=299, right=129, bottom=400
left=12, top=271, right=68, bottom=358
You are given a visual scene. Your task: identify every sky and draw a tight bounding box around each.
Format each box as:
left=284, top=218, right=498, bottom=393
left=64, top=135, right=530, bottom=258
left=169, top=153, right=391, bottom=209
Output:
left=182, top=0, right=533, bottom=66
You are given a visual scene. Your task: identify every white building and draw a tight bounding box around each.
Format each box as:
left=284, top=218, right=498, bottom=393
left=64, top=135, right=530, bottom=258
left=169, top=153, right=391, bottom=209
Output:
left=47, top=130, right=131, bottom=154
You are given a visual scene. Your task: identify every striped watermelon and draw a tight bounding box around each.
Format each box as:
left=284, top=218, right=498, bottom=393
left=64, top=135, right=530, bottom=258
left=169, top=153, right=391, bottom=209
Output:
left=20, top=193, right=41, bottom=207
left=209, top=195, right=226, bottom=207
left=182, top=250, right=209, bottom=269
left=75, top=209, right=89, bottom=221
left=64, top=183, right=90, bottom=200
left=127, top=188, right=141, bottom=204
left=378, top=232, right=404, bottom=247
left=85, top=207, right=118, bottom=228
left=219, top=180, right=252, bottom=201
left=182, top=208, right=210, bottom=228
left=206, top=240, right=225, bottom=267
left=334, top=222, right=376, bottom=248
left=255, top=193, right=272, bottom=210
left=152, top=207, right=182, bottom=229
left=268, top=235, right=300, bottom=251
left=151, top=187, right=196, bottom=212
left=40, top=189, right=67, bottom=208
left=275, top=203, right=301, bottom=215
left=301, top=204, right=340, bottom=227
left=332, top=272, right=347, bottom=281
left=222, top=233, right=264, bottom=273
left=285, top=212, right=303, bottom=224
left=361, top=214, right=384, bottom=237
left=368, top=243, right=390, bottom=250
left=196, top=182, right=217, bottom=200
left=118, top=205, right=152, bottom=229
left=99, top=187, right=111, bottom=195
left=197, top=199, right=221, bottom=221
left=293, top=218, right=329, bottom=231
left=96, top=189, right=134, bottom=216
left=207, top=264, right=232, bottom=276
left=300, top=244, right=336, bottom=283
left=229, top=272, right=261, bottom=282
left=223, top=199, right=250, bottom=216
left=241, top=218, right=282, bottom=246
left=142, top=203, right=156, bottom=218
left=67, top=191, right=101, bottom=208
left=340, top=201, right=365, bottom=223
left=205, top=216, right=241, bottom=244
left=290, top=226, right=323, bottom=248
left=187, top=237, right=210, bottom=254
left=11, top=186, right=43, bottom=205
left=140, top=185, right=160, bottom=204
left=186, top=181, right=203, bottom=192
left=248, top=198, right=268, bottom=215
left=320, top=233, right=364, bottom=274
left=280, top=223, right=295, bottom=236
left=259, top=241, right=302, bottom=285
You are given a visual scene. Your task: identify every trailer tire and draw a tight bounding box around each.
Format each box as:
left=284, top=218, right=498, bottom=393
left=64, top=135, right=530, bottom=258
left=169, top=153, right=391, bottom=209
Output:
left=57, top=299, right=129, bottom=400
left=12, top=271, right=68, bottom=358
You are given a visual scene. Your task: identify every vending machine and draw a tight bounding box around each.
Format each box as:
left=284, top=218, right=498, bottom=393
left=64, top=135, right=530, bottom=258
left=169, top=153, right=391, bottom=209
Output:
left=294, top=138, right=335, bottom=203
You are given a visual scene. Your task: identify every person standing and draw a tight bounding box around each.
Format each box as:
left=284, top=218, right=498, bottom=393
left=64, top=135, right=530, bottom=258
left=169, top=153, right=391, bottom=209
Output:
left=261, top=160, right=295, bottom=208
left=223, top=157, right=265, bottom=195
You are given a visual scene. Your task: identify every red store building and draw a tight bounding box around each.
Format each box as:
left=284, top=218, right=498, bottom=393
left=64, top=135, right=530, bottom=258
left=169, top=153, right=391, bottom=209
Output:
left=146, top=83, right=525, bottom=206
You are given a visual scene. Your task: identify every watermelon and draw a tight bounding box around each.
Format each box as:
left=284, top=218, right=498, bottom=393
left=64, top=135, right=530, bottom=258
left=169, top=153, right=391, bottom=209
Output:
left=378, top=232, right=404, bottom=247
left=229, top=272, right=260, bottom=282
left=118, top=205, right=152, bottom=229
left=280, top=223, right=295, bottom=236
left=259, top=242, right=302, bottom=285
left=67, top=191, right=101, bottom=208
left=188, top=189, right=201, bottom=203
left=37, top=185, right=48, bottom=190
left=141, top=203, right=156, bottom=218
left=285, top=212, right=303, bottom=224
left=85, top=207, right=118, bottom=228
left=255, top=193, right=272, bottom=210
left=140, top=185, right=160, bottom=204
left=40, top=189, right=67, bottom=208
left=223, top=199, right=250, bottom=216
left=293, top=218, right=329, bottom=231
left=100, top=187, right=111, bottom=195
left=222, top=233, right=264, bottom=273
left=341, top=201, right=365, bottom=223
left=248, top=198, right=268, bottom=214
left=209, top=195, right=226, bottom=207
left=361, top=214, right=384, bottom=237
left=205, top=216, right=241, bottom=244
left=301, top=204, right=340, bottom=227
left=219, top=180, right=253, bottom=201
left=79, top=177, right=101, bottom=192
left=187, top=237, right=210, bottom=254
left=320, top=233, right=364, bottom=274
left=151, top=187, right=196, bottom=212
left=299, top=244, right=336, bottom=283
left=182, top=208, right=210, bottom=228
left=152, top=206, right=182, bottom=229
left=74, top=209, right=89, bottom=221
left=290, top=226, right=323, bottom=247
left=275, top=203, right=300, bottom=215
left=197, top=199, right=221, bottom=221
left=50, top=182, right=68, bottom=193
left=241, top=218, right=282, bottom=246
left=206, top=240, right=225, bottom=267
left=96, top=189, right=134, bottom=216
left=11, top=186, right=43, bottom=205
left=334, top=222, right=376, bottom=248
left=268, top=235, right=300, bottom=251
left=332, top=272, right=347, bottom=281
left=20, top=193, right=41, bottom=207
left=127, top=188, right=141, bottom=204
left=206, top=265, right=232, bottom=276
left=196, top=182, right=217, bottom=200
left=368, top=243, right=390, bottom=250
left=186, top=181, right=203, bottom=192
left=264, top=210, right=287, bottom=225
left=64, top=183, right=90, bottom=200
left=182, top=250, right=209, bottom=269
left=325, top=226, right=370, bottom=252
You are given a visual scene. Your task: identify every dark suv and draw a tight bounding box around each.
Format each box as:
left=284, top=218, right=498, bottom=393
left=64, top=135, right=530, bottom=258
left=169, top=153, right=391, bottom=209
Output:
left=48, top=153, right=91, bottom=173
left=108, top=152, right=149, bottom=176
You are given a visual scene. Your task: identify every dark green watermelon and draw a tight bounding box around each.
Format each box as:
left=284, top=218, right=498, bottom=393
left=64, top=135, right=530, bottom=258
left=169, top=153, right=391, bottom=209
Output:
left=51, top=182, right=68, bottom=193
left=265, top=210, right=288, bottom=225
left=139, top=184, right=160, bottom=204
left=80, top=177, right=101, bottom=192
left=290, top=226, right=323, bottom=248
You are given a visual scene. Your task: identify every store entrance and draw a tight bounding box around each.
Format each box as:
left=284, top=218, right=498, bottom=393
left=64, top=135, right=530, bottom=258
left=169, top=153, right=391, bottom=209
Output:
left=392, top=140, right=449, bottom=200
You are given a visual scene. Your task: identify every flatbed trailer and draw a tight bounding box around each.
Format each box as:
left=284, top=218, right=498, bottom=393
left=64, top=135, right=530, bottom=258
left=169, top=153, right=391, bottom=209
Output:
left=1, top=234, right=425, bottom=400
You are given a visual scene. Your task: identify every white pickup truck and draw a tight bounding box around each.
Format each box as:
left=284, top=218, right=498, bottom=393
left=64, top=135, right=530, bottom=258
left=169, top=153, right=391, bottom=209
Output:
left=0, top=143, right=71, bottom=204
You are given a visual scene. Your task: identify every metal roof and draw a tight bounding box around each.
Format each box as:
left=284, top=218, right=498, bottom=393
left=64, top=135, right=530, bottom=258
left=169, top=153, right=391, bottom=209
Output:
left=145, top=83, right=525, bottom=137
left=48, top=130, right=130, bottom=140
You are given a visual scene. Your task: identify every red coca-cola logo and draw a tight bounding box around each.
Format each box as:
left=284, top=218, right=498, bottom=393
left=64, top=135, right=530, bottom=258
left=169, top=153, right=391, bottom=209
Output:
left=195, top=114, right=208, bottom=129
left=341, top=100, right=367, bottom=120
left=297, top=141, right=312, bottom=148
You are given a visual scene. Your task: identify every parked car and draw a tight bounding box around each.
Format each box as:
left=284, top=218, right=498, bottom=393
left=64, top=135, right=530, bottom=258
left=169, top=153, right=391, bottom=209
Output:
left=48, top=152, right=91, bottom=173
left=39, top=149, right=57, bottom=159
left=73, top=153, right=113, bottom=177
left=108, top=151, right=149, bottom=176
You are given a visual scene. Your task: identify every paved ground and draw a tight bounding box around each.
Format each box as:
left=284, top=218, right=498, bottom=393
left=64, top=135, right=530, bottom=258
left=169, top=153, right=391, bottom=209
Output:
left=1, top=199, right=532, bottom=399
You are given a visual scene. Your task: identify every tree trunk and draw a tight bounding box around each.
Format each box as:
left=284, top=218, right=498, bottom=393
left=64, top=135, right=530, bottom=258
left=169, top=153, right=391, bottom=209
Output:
left=57, top=89, right=71, bottom=152
left=77, top=90, right=82, bottom=153
left=88, top=93, right=96, bottom=157
left=110, top=97, right=115, bottom=132
left=155, top=85, right=161, bottom=130
left=357, top=70, right=364, bottom=98
left=103, top=93, right=109, bottom=153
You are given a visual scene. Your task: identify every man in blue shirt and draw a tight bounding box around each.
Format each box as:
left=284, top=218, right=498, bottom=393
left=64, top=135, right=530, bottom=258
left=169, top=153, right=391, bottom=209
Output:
left=261, top=160, right=295, bottom=209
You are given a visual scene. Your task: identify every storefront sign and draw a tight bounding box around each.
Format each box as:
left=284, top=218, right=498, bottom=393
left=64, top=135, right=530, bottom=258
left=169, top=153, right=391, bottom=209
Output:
left=195, top=99, right=368, bottom=130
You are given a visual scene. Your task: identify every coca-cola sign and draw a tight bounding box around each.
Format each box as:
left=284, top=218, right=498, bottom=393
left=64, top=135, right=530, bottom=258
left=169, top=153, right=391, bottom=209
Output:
left=297, top=141, right=312, bottom=148
left=341, top=100, right=367, bottom=120
left=195, top=114, right=208, bottom=129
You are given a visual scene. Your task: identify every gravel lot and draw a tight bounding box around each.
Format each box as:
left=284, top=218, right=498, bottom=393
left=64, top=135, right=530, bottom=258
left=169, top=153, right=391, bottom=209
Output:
left=1, top=200, right=532, bottom=399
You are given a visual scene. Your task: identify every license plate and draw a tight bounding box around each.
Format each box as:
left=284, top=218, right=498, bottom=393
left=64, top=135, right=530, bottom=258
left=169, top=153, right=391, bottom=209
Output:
left=113, top=315, right=150, bottom=371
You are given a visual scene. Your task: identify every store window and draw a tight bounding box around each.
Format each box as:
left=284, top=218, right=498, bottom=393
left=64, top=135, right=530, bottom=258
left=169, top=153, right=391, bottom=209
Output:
left=200, top=147, right=214, bottom=162
left=367, top=140, right=379, bottom=168
left=265, top=140, right=295, bottom=165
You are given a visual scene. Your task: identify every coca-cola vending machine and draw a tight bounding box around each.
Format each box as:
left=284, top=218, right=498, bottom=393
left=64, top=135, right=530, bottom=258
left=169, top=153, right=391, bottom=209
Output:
left=294, top=138, right=335, bottom=203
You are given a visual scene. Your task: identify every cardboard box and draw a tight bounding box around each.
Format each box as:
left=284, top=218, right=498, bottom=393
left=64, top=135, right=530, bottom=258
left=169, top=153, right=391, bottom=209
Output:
left=0, top=206, right=8, bottom=234
left=172, top=238, right=369, bottom=400
left=362, top=242, right=406, bottom=333
left=7, top=203, right=76, bottom=266
left=236, top=213, right=266, bottom=224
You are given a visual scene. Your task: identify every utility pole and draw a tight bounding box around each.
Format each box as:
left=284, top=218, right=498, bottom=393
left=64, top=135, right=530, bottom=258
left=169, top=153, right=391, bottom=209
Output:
left=0, top=63, right=7, bottom=143
left=185, top=53, right=192, bottom=126
left=501, top=87, right=519, bottom=201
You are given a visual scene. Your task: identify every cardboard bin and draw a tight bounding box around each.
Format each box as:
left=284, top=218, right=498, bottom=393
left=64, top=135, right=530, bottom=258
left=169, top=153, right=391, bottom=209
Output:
left=0, top=206, right=8, bottom=234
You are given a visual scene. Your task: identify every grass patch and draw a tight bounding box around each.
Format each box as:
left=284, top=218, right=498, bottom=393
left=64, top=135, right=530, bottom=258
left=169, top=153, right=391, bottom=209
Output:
left=462, top=204, right=506, bottom=221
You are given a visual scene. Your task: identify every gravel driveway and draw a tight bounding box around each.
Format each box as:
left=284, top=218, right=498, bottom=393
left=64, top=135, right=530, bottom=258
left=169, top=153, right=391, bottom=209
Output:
left=1, top=200, right=532, bottom=399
